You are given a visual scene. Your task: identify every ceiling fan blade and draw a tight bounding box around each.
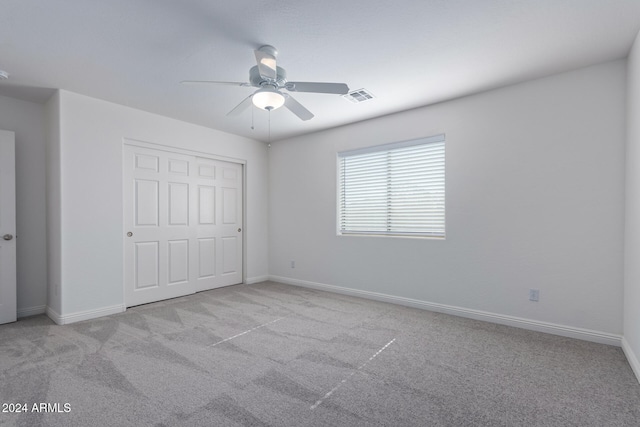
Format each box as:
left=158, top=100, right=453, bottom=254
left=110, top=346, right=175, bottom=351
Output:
left=284, top=94, right=314, bottom=121
left=254, top=46, right=277, bottom=80
left=285, top=82, right=349, bottom=95
left=226, top=94, right=253, bottom=116
left=181, top=80, right=251, bottom=87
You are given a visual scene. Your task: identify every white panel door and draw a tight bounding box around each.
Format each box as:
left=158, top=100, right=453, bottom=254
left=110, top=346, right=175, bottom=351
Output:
left=124, top=146, right=197, bottom=307
left=0, top=130, right=17, bottom=324
left=195, top=157, right=243, bottom=291
left=124, top=145, right=243, bottom=307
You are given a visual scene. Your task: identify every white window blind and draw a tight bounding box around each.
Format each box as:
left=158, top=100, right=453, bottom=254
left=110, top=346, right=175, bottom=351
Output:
left=338, top=135, right=445, bottom=237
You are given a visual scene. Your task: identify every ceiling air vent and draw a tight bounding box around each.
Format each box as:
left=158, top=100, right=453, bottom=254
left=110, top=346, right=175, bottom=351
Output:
left=343, top=88, right=375, bottom=104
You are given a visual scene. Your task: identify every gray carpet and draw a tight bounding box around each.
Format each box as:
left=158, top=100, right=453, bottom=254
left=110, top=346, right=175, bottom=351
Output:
left=1, top=281, right=639, bottom=426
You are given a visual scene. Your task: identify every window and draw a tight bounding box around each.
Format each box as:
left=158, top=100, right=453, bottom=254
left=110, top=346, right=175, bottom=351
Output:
left=338, top=134, right=445, bottom=238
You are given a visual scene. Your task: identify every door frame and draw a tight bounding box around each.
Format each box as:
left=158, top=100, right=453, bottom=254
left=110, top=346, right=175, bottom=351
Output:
left=122, top=138, right=247, bottom=304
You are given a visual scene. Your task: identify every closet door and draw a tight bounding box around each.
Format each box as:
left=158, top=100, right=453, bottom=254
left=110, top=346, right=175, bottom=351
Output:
left=123, top=145, right=243, bottom=307
left=124, top=145, right=196, bottom=307
left=194, top=157, right=243, bottom=292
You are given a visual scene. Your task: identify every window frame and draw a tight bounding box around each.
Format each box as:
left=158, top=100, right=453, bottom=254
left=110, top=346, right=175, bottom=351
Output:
left=336, top=134, right=446, bottom=239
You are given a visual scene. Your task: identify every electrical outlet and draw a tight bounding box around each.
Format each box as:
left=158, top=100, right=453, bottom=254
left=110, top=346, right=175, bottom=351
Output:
left=529, top=289, right=539, bottom=302
left=291, top=261, right=295, bottom=269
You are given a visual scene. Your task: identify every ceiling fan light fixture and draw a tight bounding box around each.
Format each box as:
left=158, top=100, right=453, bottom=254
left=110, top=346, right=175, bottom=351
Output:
left=252, top=86, right=285, bottom=111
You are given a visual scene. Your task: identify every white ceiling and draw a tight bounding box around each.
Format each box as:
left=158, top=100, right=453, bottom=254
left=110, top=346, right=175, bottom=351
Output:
left=1, top=0, right=639, bottom=142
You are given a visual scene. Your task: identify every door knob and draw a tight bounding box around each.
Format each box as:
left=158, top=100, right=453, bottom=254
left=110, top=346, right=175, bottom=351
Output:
left=237, top=228, right=241, bottom=232
left=127, top=232, right=133, bottom=237
left=2, top=234, right=13, bottom=241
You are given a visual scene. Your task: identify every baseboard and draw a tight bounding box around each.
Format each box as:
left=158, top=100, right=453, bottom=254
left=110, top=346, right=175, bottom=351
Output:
left=46, top=304, right=126, bottom=325
left=45, top=306, right=62, bottom=324
left=270, top=275, right=622, bottom=347
left=622, top=337, right=640, bottom=384
left=245, top=275, right=269, bottom=285
left=17, top=305, right=47, bottom=318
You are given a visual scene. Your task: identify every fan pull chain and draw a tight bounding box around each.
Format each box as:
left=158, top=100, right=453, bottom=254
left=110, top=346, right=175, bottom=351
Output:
left=251, top=105, right=254, bottom=130
left=268, top=108, right=271, bottom=144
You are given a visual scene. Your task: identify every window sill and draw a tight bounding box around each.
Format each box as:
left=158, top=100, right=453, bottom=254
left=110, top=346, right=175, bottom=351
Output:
left=337, top=232, right=445, bottom=240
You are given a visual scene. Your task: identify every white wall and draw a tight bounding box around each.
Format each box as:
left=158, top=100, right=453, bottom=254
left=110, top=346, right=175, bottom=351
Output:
left=49, top=90, right=268, bottom=320
left=45, top=92, right=62, bottom=315
left=269, top=60, right=626, bottom=339
left=0, top=95, right=48, bottom=316
left=624, top=30, right=640, bottom=381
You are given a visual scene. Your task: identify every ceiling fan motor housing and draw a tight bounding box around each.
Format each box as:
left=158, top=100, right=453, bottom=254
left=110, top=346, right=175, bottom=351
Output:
left=249, top=65, right=287, bottom=88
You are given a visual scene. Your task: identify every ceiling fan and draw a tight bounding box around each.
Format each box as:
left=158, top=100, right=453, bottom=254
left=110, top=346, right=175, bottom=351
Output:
left=182, top=45, right=350, bottom=121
